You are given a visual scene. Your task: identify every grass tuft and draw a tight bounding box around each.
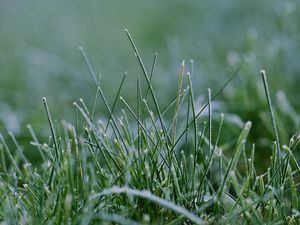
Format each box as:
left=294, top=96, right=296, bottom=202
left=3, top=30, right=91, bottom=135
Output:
left=0, top=34, right=299, bottom=224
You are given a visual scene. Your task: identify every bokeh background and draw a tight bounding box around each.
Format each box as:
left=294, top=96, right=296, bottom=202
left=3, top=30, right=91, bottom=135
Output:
left=0, top=0, right=299, bottom=165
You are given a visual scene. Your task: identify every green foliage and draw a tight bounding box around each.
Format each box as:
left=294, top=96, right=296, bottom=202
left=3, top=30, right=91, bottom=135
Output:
left=0, top=32, right=299, bottom=224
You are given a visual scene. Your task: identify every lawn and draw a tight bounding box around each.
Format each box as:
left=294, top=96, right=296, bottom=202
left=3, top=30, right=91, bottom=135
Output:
left=0, top=0, right=299, bottom=224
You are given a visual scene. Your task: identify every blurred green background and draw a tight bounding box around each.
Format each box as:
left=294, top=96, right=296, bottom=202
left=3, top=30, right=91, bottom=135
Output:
left=0, top=0, right=299, bottom=162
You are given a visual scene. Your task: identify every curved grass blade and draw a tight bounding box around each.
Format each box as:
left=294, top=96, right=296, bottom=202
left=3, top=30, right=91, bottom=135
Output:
left=91, top=186, right=205, bottom=225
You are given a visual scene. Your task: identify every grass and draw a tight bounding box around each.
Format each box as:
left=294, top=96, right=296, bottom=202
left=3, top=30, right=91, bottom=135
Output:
left=0, top=30, right=299, bottom=224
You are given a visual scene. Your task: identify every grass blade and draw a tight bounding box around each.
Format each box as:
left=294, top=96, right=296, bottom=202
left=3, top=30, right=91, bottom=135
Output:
left=92, top=186, right=205, bottom=225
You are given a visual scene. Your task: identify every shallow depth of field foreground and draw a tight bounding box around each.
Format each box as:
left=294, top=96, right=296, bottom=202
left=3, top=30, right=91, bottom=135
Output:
left=0, top=29, right=299, bottom=224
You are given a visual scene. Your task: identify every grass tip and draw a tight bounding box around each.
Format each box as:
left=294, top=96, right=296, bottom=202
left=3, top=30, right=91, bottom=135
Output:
left=282, top=145, right=290, bottom=152
left=260, top=69, right=266, bottom=75
left=245, top=121, right=252, bottom=128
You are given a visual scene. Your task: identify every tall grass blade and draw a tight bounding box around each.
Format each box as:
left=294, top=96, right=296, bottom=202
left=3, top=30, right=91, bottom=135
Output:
left=171, top=60, right=185, bottom=145
left=125, top=29, right=171, bottom=146
left=172, top=59, right=247, bottom=152
left=42, top=97, right=60, bottom=163
left=261, top=70, right=281, bottom=164
left=78, top=46, right=98, bottom=85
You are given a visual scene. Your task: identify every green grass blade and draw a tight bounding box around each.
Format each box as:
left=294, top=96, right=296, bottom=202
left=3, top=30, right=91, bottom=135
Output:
left=217, top=121, right=252, bottom=203
left=125, top=29, right=171, bottom=146
left=172, top=59, right=247, bottom=153
left=42, top=97, right=60, bottom=164
left=261, top=70, right=281, bottom=164
left=78, top=46, right=98, bottom=85
left=171, top=60, right=185, bottom=145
